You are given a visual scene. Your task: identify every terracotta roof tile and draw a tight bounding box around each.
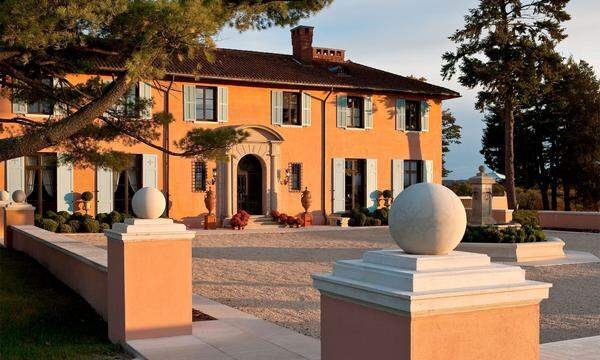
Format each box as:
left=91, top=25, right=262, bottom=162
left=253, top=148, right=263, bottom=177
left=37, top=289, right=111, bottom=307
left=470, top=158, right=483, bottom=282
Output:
left=96, top=48, right=460, bottom=98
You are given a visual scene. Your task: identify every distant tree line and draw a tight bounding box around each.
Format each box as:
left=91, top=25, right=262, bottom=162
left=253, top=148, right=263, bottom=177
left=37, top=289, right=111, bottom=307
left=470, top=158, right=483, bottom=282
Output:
left=482, top=58, right=600, bottom=211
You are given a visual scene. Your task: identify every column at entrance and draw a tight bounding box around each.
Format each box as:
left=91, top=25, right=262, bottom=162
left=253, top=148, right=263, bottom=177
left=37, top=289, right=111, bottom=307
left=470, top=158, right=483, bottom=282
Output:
left=268, top=141, right=280, bottom=214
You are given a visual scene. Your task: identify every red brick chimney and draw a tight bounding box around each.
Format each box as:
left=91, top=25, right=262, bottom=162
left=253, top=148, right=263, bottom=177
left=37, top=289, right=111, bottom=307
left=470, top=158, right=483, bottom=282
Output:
left=291, top=25, right=346, bottom=63
left=291, top=25, right=314, bottom=63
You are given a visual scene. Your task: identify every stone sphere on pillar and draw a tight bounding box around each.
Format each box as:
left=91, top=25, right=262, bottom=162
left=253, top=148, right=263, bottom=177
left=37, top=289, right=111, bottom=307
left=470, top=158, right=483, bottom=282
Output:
left=131, top=187, right=166, bottom=219
left=389, top=183, right=467, bottom=255
left=0, top=190, right=9, bottom=202
left=12, top=190, right=26, bottom=204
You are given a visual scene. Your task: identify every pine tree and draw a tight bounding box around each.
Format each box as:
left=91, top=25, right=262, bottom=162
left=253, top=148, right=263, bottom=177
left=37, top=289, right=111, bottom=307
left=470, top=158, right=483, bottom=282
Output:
left=441, top=109, right=462, bottom=178
left=0, top=0, right=332, bottom=168
left=442, top=0, right=570, bottom=209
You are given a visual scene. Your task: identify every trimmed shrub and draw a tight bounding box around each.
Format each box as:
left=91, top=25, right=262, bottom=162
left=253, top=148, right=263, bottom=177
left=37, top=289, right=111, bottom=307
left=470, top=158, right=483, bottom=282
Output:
left=366, top=217, right=382, bottom=226
left=44, top=211, right=58, bottom=220
left=68, top=219, right=82, bottom=232
left=40, top=219, right=58, bottom=232
left=96, top=213, right=108, bottom=224
left=57, top=211, right=71, bottom=220
left=58, top=223, right=75, bottom=233
left=358, top=207, right=370, bottom=216
left=100, top=223, right=110, bottom=232
left=108, top=211, right=124, bottom=225
left=54, top=215, right=68, bottom=226
left=81, top=191, right=94, bottom=202
left=352, top=213, right=367, bottom=227
left=382, top=189, right=393, bottom=199
left=81, top=219, right=100, bottom=233
left=461, top=225, right=545, bottom=243
left=373, top=208, right=388, bottom=225
left=34, top=214, right=43, bottom=227
left=513, top=210, right=539, bottom=227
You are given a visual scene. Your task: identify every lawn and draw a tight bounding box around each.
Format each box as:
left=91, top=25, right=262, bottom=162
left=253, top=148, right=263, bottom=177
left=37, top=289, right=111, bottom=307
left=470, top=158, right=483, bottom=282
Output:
left=0, top=247, right=127, bottom=359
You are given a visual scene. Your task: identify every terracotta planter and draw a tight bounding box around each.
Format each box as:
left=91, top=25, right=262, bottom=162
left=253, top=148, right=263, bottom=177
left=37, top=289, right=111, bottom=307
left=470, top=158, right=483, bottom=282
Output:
left=204, top=188, right=216, bottom=215
left=301, top=187, right=312, bottom=213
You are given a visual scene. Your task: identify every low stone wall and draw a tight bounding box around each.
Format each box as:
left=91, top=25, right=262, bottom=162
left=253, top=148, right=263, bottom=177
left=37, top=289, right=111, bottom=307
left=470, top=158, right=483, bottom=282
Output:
left=10, top=225, right=108, bottom=319
left=538, top=211, right=600, bottom=231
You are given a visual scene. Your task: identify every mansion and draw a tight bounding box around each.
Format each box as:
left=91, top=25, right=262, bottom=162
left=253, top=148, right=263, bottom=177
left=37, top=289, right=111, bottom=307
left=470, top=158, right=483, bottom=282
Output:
left=0, top=26, right=459, bottom=226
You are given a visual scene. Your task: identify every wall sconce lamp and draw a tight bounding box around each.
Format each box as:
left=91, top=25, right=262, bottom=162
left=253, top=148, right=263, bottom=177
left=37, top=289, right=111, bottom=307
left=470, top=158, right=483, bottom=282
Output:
left=210, top=168, right=217, bottom=186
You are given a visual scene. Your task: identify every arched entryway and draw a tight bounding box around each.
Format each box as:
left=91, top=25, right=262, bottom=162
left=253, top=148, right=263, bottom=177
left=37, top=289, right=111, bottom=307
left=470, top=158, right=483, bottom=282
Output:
left=237, top=154, right=263, bottom=215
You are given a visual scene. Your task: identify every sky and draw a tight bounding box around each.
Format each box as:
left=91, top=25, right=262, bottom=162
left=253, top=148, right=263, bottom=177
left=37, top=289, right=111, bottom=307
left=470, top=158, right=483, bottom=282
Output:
left=215, top=0, right=600, bottom=179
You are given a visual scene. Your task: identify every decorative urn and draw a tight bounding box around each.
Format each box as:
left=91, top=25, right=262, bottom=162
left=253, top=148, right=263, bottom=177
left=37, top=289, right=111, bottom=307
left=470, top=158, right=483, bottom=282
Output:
left=204, top=187, right=216, bottom=215
left=301, top=187, right=312, bottom=213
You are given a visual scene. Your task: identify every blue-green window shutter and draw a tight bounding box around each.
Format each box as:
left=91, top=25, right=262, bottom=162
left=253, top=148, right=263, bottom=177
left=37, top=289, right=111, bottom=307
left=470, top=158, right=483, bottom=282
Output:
left=271, top=90, right=283, bottom=125
left=364, top=97, right=373, bottom=129
left=139, top=81, right=152, bottom=119
left=332, top=158, right=346, bottom=213
left=183, top=85, right=197, bottom=121
left=217, top=87, right=228, bottom=122
left=56, top=154, right=74, bottom=212
left=301, top=92, right=311, bottom=126
left=6, top=157, right=25, bottom=198
left=96, top=167, right=114, bottom=214
left=396, top=99, right=406, bottom=131
left=336, top=95, right=347, bottom=128
left=421, top=100, right=430, bottom=131
left=11, top=89, right=27, bottom=114
left=142, top=154, right=158, bottom=188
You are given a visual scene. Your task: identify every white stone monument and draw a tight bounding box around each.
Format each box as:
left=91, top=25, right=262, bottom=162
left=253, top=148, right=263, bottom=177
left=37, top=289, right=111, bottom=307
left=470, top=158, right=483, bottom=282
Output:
left=312, top=183, right=551, bottom=360
left=469, top=165, right=496, bottom=226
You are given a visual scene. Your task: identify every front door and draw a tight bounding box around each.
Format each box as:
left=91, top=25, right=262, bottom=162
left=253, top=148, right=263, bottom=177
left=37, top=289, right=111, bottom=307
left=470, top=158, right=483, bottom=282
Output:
left=237, top=155, right=263, bottom=215
left=345, top=159, right=366, bottom=211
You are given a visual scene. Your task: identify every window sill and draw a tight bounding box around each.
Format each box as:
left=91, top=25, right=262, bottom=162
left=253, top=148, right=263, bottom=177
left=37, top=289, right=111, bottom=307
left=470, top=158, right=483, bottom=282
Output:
left=14, top=113, right=54, bottom=118
left=344, top=127, right=369, bottom=131
left=279, top=124, right=305, bottom=128
left=192, top=120, right=219, bottom=125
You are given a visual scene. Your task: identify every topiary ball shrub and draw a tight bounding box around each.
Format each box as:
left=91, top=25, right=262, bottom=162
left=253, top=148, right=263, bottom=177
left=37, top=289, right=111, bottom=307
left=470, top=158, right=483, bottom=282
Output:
left=54, top=215, right=68, bottom=226
left=44, top=210, right=58, bottom=220
left=40, top=219, right=58, bottom=232
left=58, top=223, right=75, bottom=233
left=81, top=219, right=100, bottom=233
left=68, top=219, right=81, bottom=232
left=359, top=207, right=371, bottom=216
left=81, top=191, right=94, bottom=202
left=96, top=213, right=108, bottom=224
left=382, top=189, right=393, bottom=199
left=100, top=222, right=110, bottom=232
left=57, top=211, right=71, bottom=220
left=108, top=211, right=124, bottom=225
left=373, top=208, right=389, bottom=225
left=350, top=213, right=367, bottom=227
left=34, top=214, right=43, bottom=227
left=513, top=210, right=540, bottom=228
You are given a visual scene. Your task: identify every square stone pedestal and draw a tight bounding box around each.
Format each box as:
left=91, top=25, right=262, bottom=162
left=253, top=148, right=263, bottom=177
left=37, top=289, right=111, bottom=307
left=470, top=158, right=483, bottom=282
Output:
left=204, top=214, right=217, bottom=230
left=313, top=250, right=551, bottom=360
left=105, top=218, right=196, bottom=343
left=301, top=212, right=313, bottom=227
left=1, top=203, right=35, bottom=248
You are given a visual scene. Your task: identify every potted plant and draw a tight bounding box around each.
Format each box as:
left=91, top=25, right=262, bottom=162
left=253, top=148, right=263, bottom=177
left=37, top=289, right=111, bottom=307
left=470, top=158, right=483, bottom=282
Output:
left=382, top=189, right=393, bottom=208
left=81, top=191, right=94, bottom=214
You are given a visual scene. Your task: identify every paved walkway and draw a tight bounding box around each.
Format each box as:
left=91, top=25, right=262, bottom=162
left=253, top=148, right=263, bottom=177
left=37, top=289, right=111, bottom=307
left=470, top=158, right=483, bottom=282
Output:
left=126, top=293, right=600, bottom=360
left=127, top=294, right=319, bottom=360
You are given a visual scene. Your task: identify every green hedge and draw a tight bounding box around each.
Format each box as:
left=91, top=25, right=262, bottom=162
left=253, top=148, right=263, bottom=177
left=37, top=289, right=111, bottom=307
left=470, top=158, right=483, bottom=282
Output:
left=512, top=210, right=540, bottom=227
left=33, top=211, right=128, bottom=234
left=345, top=207, right=387, bottom=227
left=461, top=224, right=545, bottom=243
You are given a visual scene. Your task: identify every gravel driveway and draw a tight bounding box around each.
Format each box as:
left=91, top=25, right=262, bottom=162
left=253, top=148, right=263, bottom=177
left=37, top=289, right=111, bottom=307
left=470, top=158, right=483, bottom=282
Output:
left=191, top=228, right=600, bottom=343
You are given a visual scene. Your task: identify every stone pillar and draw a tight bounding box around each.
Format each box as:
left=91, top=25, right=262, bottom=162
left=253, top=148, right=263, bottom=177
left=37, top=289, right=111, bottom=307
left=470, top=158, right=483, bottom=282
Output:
left=1, top=190, right=35, bottom=248
left=269, top=142, right=280, bottom=213
left=105, top=188, right=195, bottom=344
left=469, top=166, right=496, bottom=226
left=313, top=183, right=551, bottom=360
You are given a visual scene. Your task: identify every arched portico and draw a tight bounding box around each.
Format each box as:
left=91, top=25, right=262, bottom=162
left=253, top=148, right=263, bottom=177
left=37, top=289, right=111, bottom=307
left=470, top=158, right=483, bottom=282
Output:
left=216, top=125, right=283, bottom=220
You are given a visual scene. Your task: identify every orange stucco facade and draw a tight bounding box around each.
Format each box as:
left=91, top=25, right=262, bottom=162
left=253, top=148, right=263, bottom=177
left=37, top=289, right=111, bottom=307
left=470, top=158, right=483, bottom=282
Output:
left=0, top=77, right=446, bottom=226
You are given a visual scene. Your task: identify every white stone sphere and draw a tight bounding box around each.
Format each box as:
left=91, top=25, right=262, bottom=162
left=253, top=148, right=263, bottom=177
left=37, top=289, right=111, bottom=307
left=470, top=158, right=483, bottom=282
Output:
left=131, top=187, right=166, bottom=219
left=0, top=190, right=9, bottom=202
left=12, top=190, right=26, bottom=203
left=389, top=183, right=466, bottom=255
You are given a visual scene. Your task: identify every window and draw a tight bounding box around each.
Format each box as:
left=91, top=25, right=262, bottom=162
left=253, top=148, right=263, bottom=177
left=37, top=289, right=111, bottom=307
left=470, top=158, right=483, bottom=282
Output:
left=405, top=100, right=421, bottom=131
left=192, top=161, right=207, bottom=192
left=113, top=155, right=142, bottom=216
left=404, top=160, right=423, bottom=189
left=13, top=78, right=54, bottom=115
left=195, top=86, right=216, bottom=121
left=345, top=159, right=366, bottom=210
left=347, top=96, right=364, bottom=128
left=282, top=92, right=300, bottom=125
left=25, top=154, right=57, bottom=214
left=289, top=163, right=302, bottom=191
